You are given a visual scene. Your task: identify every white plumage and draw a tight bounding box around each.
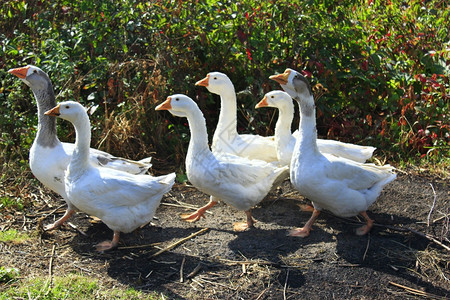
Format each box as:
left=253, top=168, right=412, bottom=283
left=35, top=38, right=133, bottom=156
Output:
left=255, top=90, right=376, bottom=166
left=270, top=69, right=396, bottom=237
left=156, top=94, right=288, bottom=231
left=8, top=65, right=153, bottom=231
left=45, top=101, right=175, bottom=251
left=196, top=72, right=278, bottom=162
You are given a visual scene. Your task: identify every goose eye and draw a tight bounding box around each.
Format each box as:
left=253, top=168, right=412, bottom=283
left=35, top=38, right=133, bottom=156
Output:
left=271, top=95, right=274, bottom=98
left=213, top=77, right=217, bottom=80
left=175, top=98, right=179, bottom=101
left=33, top=70, right=37, bottom=73
left=65, top=105, right=70, bottom=109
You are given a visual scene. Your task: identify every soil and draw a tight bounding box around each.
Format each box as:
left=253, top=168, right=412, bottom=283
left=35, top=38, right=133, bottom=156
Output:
left=1, top=170, right=449, bottom=299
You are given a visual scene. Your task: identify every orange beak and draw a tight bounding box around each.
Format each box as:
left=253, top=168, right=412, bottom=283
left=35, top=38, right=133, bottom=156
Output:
left=195, top=74, right=210, bottom=87
left=255, top=96, right=269, bottom=109
left=8, top=66, right=30, bottom=79
left=269, top=69, right=290, bottom=85
left=155, top=97, right=172, bottom=111
left=44, top=104, right=61, bottom=116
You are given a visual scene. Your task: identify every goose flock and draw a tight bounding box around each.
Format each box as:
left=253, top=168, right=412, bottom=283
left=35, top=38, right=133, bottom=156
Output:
left=8, top=65, right=396, bottom=251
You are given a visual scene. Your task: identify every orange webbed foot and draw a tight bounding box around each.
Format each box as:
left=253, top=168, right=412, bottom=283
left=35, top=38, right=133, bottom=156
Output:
left=95, top=240, right=118, bottom=252
left=180, top=210, right=206, bottom=223
left=298, top=204, right=314, bottom=212
left=95, top=231, right=120, bottom=252
left=288, top=227, right=311, bottom=237
left=356, top=211, right=374, bottom=236
left=44, top=209, right=76, bottom=231
left=180, top=200, right=217, bottom=223
left=233, top=222, right=250, bottom=232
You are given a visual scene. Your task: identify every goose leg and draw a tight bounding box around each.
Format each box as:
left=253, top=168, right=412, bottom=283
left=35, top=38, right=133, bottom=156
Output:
left=233, top=210, right=256, bottom=232
left=44, top=208, right=76, bottom=231
left=181, top=196, right=218, bottom=222
left=299, top=203, right=314, bottom=212
left=96, top=231, right=120, bottom=252
left=356, top=211, right=374, bottom=236
left=289, top=208, right=321, bottom=237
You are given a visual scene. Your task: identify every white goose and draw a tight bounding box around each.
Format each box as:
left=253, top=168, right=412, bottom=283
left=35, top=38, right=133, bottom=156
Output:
left=8, top=65, right=153, bottom=230
left=255, top=90, right=376, bottom=166
left=156, top=94, right=288, bottom=231
left=45, top=101, right=175, bottom=251
left=271, top=70, right=396, bottom=237
left=195, top=72, right=278, bottom=162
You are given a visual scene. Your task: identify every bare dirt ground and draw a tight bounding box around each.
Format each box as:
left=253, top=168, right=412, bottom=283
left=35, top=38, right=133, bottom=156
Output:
left=1, top=170, right=449, bottom=299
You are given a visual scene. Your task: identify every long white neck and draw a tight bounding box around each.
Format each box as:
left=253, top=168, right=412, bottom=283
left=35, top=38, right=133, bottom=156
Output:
left=292, top=94, right=320, bottom=163
left=185, top=108, right=213, bottom=165
left=274, top=102, right=295, bottom=151
left=212, top=86, right=238, bottom=147
left=67, top=112, right=92, bottom=176
left=32, top=84, right=59, bottom=148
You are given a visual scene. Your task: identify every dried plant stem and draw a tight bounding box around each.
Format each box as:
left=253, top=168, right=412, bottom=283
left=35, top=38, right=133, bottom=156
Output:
left=48, top=243, right=56, bottom=281
left=179, top=256, right=186, bottom=283
left=389, top=281, right=446, bottom=299
left=43, top=243, right=57, bottom=296
left=161, top=201, right=213, bottom=215
left=186, top=263, right=202, bottom=279
left=117, top=242, right=162, bottom=250
left=67, top=222, right=88, bottom=236
left=322, top=211, right=450, bottom=252
left=427, top=183, right=437, bottom=227
left=363, top=234, right=370, bottom=261
left=151, top=228, right=209, bottom=258
left=283, top=269, right=290, bottom=300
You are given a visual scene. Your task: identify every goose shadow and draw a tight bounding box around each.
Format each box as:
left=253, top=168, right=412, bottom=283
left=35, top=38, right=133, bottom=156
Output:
left=333, top=211, right=450, bottom=298
left=69, top=224, right=215, bottom=298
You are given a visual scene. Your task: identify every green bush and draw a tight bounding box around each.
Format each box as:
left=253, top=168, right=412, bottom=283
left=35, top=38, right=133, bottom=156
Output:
left=1, top=0, right=448, bottom=173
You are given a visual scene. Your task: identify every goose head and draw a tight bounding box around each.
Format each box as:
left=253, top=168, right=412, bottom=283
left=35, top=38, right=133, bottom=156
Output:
left=155, top=94, right=198, bottom=118
left=8, top=65, right=52, bottom=91
left=255, top=90, right=293, bottom=110
left=44, top=101, right=87, bottom=123
left=269, top=68, right=312, bottom=101
left=195, top=72, right=233, bottom=95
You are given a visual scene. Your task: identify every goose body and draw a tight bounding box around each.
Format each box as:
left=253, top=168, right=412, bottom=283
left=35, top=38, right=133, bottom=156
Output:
left=255, top=91, right=376, bottom=165
left=196, top=72, right=278, bottom=162
left=156, top=94, right=288, bottom=231
left=8, top=65, right=152, bottom=230
left=45, top=101, right=175, bottom=251
left=270, top=69, right=396, bottom=237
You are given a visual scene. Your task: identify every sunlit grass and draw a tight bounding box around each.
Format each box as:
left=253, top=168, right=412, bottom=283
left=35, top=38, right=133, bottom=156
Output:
left=0, top=267, right=19, bottom=284
left=0, top=274, right=166, bottom=300
left=0, top=229, right=31, bottom=243
left=398, top=151, right=450, bottom=179
left=0, top=196, right=24, bottom=211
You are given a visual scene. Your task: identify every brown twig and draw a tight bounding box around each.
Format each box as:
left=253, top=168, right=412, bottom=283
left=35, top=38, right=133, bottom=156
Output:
left=363, top=234, right=370, bottom=261
left=323, top=211, right=450, bottom=252
left=198, top=277, right=237, bottom=290
left=150, top=228, right=209, bottom=258
left=427, top=183, right=437, bottom=227
left=216, top=257, right=279, bottom=266
left=376, top=223, right=450, bottom=252
left=117, top=242, right=162, bottom=250
left=283, top=269, right=290, bottom=300
left=186, top=263, right=202, bottom=279
left=160, top=202, right=213, bottom=215
left=180, top=256, right=186, bottom=283
left=67, top=222, right=88, bottom=237
left=48, top=243, right=56, bottom=280
left=388, top=281, right=446, bottom=299
left=26, top=205, right=66, bottom=218
left=43, top=243, right=57, bottom=296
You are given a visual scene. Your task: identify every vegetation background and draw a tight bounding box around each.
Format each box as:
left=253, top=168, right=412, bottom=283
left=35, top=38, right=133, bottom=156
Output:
left=1, top=0, right=449, bottom=172
left=0, top=0, right=448, bottom=297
